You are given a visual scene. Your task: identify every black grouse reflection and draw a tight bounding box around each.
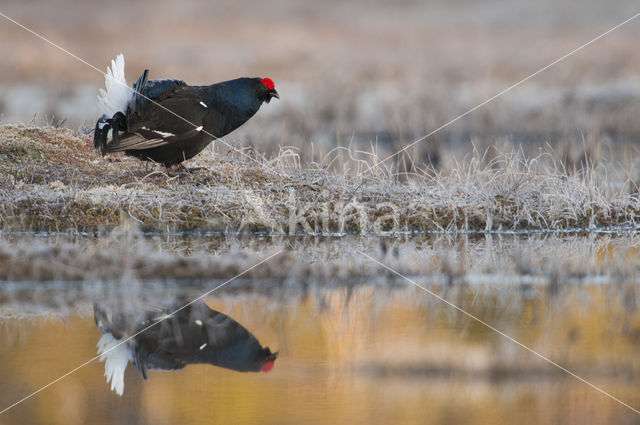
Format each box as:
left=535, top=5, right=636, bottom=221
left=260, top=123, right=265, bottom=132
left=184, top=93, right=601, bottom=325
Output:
left=94, top=301, right=278, bottom=395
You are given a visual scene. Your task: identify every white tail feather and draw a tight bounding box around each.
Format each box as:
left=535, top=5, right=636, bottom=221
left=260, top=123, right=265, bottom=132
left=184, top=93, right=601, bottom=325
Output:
left=98, top=54, right=131, bottom=116
left=97, top=333, right=133, bottom=396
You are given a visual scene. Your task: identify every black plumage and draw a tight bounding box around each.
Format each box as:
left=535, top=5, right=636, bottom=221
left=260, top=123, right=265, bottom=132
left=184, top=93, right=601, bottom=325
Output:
left=94, top=301, right=278, bottom=380
left=94, top=67, right=279, bottom=166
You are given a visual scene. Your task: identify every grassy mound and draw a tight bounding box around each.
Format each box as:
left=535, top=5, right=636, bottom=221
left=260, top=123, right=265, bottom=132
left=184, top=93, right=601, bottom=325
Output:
left=1, top=124, right=638, bottom=234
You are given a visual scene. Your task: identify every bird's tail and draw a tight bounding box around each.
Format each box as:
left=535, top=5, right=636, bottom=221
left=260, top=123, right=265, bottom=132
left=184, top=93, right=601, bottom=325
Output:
left=97, top=54, right=131, bottom=116
left=130, top=68, right=150, bottom=118
left=97, top=332, right=133, bottom=396
left=95, top=303, right=134, bottom=396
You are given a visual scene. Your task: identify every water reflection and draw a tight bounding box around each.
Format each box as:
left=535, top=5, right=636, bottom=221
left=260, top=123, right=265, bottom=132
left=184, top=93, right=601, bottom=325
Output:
left=0, top=285, right=638, bottom=425
left=94, top=301, right=277, bottom=395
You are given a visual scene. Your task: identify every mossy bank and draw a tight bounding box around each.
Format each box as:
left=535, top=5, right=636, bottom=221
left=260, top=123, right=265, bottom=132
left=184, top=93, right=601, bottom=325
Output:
left=1, top=124, right=639, bottom=234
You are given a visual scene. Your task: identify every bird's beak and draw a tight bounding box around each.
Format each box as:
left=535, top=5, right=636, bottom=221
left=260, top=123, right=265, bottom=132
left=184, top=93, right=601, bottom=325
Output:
left=270, top=89, right=280, bottom=100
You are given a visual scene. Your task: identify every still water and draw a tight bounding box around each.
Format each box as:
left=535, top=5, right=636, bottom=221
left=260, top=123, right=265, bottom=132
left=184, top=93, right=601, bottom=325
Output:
left=0, top=282, right=638, bottom=425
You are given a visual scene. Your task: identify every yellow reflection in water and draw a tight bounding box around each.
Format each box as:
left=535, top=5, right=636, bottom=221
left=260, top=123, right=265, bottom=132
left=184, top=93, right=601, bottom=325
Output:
left=0, top=285, right=639, bottom=425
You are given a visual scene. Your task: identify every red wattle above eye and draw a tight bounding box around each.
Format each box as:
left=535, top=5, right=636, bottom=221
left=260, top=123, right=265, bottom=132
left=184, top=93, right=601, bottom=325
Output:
left=261, top=78, right=275, bottom=90
left=261, top=360, right=275, bottom=372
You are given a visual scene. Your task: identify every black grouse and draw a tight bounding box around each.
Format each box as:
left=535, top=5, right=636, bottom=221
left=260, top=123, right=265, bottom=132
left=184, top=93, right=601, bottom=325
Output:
left=93, top=54, right=279, bottom=166
left=95, top=301, right=278, bottom=395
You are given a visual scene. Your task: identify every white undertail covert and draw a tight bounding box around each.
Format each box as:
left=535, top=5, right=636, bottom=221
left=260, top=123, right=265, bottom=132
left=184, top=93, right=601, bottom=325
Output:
left=97, top=54, right=131, bottom=116
left=97, top=333, right=133, bottom=396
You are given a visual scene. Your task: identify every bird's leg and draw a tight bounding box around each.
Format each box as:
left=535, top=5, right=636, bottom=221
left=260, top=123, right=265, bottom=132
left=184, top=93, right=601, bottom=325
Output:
left=99, top=121, right=112, bottom=156
left=93, top=120, right=102, bottom=148
left=164, top=163, right=206, bottom=178
left=186, top=166, right=207, bottom=173
left=93, top=114, right=109, bottom=149
left=94, top=112, right=128, bottom=156
left=164, top=163, right=187, bottom=176
left=111, top=122, right=119, bottom=146
left=110, top=112, right=127, bottom=146
left=114, top=111, right=127, bottom=131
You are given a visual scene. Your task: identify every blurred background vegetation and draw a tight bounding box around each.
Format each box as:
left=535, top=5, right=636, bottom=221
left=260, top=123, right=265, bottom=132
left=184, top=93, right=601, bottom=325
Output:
left=2, top=0, right=640, bottom=173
